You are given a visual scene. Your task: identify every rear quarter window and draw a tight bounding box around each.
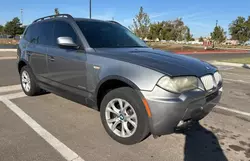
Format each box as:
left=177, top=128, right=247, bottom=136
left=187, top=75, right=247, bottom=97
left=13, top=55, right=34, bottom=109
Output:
left=23, top=25, right=32, bottom=42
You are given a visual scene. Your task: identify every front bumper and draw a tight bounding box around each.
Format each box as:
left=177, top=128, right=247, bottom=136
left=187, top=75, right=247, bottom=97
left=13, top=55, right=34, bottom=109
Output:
left=142, top=85, right=222, bottom=135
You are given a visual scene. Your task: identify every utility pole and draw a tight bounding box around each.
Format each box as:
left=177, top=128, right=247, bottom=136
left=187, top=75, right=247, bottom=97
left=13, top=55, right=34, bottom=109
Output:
left=20, top=9, right=23, bottom=25
left=89, top=0, right=92, bottom=19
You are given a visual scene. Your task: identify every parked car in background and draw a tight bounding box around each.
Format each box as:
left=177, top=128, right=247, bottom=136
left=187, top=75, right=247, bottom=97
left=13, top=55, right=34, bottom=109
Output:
left=17, top=14, right=223, bottom=145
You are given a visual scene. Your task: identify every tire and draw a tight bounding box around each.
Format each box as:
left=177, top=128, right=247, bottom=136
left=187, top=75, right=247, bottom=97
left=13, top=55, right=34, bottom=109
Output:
left=100, top=87, right=150, bottom=145
left=20, top=66, right=41, bottom=96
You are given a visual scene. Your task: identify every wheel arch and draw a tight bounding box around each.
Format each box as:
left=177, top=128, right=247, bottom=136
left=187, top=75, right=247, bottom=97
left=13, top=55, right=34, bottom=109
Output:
left=95, top=75, right=143, bottom=110
left=18, top=59, right=29, bottom=73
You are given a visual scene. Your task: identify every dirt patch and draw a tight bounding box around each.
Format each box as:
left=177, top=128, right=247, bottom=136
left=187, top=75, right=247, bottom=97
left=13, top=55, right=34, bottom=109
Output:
left=239, top=141, right=249, bottom=146
left=245, top=148, right=250, bottom=158
left=229, top=145, right=245, bottom=152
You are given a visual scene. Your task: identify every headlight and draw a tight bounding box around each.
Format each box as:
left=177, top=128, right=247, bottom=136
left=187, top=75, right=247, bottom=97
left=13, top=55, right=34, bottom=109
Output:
left=157, top=76, right=199, bottom=93
left=214, top=72, right=222, bottom=85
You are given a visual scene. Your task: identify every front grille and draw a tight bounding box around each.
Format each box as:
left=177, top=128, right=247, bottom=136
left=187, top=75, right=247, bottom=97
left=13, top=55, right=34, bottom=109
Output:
left=201, top=75, right=214, bottom=90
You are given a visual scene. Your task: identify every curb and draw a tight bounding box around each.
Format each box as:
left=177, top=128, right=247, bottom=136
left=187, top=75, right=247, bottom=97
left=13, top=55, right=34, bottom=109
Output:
left=211, top=61, right=250, bottom=69
left=0, top=49, right=17, bottom=52
left=0, top=57, right=17, bottom=60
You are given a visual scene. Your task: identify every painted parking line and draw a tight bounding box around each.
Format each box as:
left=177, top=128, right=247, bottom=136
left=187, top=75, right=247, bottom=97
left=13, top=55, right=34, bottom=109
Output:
left=216, top=105, right=250, bottom=117
left=223, top=73, right=250, bottom=80
left=3, top=91, right=26, bottom=99
left=0, top=84, right=22, bottom=93
left=217, top=66, right=234, bottom=71
left=223, top=78, right=250, bottom=84
left=0, top=96, right=85, bottom=161
left=0, top=56, right=17, bottom=60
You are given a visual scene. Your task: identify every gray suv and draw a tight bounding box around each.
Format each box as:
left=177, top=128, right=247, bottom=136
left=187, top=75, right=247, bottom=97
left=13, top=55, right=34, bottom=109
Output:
left=17, top=14, right=222, bottom=145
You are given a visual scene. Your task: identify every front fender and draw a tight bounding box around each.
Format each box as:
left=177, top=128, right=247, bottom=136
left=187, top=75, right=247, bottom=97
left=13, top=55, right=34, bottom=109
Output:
left=94, top=75, right=141, bottom=100
left=86, top=54, right=164, bottom=93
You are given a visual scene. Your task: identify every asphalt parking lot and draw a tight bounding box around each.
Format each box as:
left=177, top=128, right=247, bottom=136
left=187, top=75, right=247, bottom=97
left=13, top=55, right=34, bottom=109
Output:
left=0, top=52, right=250, bottom=161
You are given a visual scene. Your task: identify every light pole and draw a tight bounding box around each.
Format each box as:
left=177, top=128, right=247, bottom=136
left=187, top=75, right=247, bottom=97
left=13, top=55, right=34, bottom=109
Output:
left=89, top=0, right=92, bottom=19
left=20, top=9, right=23, bottom=25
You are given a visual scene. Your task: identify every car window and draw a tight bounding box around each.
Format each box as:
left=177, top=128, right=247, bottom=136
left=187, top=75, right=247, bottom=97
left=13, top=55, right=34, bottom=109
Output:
left=24, top=25, right=37, bottom=42
left=23, top=26, right=31, bottom=41
left=39, top=21, right=54, bottom=46
left=76, top=21, right=147, bottom=48
left=53, top=21, right=77, bottom=46
left=29, top=23, right=40, bottom=44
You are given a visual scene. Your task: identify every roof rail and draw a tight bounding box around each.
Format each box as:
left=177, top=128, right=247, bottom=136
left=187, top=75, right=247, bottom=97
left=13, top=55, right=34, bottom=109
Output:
left=33, top=14, right=74, bottom=23
left=107, top=20, right=121, bottom=25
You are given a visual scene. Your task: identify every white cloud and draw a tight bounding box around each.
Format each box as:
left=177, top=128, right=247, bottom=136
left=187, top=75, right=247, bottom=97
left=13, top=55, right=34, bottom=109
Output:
left=150, top=12, right=168, bottom=19
left=93, top=8, right=115, bottom=20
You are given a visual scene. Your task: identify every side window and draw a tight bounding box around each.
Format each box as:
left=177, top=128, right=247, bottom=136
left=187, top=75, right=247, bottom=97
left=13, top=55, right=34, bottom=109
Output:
left=53, top=21, right=77, bottom=46
left=23, top=25, right=34, bottom=42
left=30, top=24, right=40, bottom=44
left=39, top=22, right=54, bottom=46
left=23, top=26, right=31, bottom=41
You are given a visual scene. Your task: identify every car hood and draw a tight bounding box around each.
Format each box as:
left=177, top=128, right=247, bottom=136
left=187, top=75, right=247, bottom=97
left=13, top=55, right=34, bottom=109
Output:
left=94, top=48, right=217, bottom=77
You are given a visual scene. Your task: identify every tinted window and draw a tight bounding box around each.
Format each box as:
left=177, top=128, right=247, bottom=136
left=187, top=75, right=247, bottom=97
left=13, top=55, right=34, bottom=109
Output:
left=23, top=26, right=32, bottom=41
left=39, top=21, right=54, bottom=46
left=23, top=25, right=37, bottom=42
left=76, top=21, right=147, bottom=48
left=53, top=21, right=77, bottom=46
left=29, top=23, right=39, bottom=44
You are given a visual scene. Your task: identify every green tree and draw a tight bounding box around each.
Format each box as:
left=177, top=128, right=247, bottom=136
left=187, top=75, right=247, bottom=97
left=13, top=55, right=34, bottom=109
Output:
left=173, top=18, right=187, bottom=41
left=0, top=25, right=4, bottom=35
left=210, top=26, right=226, bottom=43
left=18, top=25, right=26, bottom=35
left=4, top=17, right=23, bottom=37
left=159, top=19, right=187, bottom=41
left=185, top=27, right=194, bottom=41
left=229, top=16, right=250, bottom=43
left=199, top=36, right=204, bottom=42
left=129, top=6, right=150, bottom=39
left=54, top=8, right=60, bottom=15
left=148, top=22, right=163, bottom=40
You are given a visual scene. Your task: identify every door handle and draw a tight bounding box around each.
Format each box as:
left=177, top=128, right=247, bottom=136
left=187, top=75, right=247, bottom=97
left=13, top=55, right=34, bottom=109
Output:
left=48, top=56, right=55, bottom=62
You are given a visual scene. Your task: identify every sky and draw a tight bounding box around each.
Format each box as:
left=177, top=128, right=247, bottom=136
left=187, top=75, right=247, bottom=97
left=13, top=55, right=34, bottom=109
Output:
left=0, top=0, right=249, bottom=38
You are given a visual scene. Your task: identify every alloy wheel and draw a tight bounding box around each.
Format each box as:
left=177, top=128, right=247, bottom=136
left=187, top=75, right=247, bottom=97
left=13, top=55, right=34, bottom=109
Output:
left=105, top=98, right=138, bottom=138
left=21, top=70, right=31, bottom=92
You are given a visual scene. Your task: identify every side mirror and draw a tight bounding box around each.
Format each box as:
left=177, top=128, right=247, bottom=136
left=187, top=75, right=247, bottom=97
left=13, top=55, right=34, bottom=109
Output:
left=57, top=37, right=78, bottom=48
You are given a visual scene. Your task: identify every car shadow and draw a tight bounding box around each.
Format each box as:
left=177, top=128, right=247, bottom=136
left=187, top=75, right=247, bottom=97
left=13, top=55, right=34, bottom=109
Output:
left=177, top=122, right=228, bottom=161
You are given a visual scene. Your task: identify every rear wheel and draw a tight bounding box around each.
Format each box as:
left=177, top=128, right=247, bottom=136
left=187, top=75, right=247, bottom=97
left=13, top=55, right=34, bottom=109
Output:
left=100, top=87, right=150, bottom=145
left=20, top=66, right=41, bottom=96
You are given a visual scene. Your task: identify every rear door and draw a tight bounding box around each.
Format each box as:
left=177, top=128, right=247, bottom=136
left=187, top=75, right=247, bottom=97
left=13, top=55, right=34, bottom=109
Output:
left=46, top=20, right=88, bottom=95
left=26, top=22, right=54, bottom=82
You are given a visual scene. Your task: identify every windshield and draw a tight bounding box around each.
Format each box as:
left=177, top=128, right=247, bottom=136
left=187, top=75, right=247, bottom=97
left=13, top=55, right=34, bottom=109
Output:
left=76, top=20, right=147, bottom=48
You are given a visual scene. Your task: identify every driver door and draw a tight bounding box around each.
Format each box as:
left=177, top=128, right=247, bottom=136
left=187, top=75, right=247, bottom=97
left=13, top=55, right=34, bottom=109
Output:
left=46, top=20, right=87, bottom=94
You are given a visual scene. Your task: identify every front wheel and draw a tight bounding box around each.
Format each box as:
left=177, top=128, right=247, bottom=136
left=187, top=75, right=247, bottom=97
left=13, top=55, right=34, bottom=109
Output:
left=100, top=87, right=150, bottom=145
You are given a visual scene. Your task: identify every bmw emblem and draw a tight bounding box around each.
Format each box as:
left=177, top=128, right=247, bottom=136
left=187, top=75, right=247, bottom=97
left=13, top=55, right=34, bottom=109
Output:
left=119, top=114, right=124, bottom=120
